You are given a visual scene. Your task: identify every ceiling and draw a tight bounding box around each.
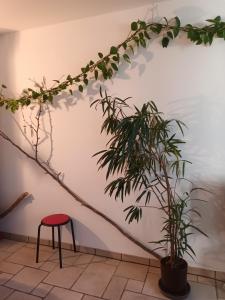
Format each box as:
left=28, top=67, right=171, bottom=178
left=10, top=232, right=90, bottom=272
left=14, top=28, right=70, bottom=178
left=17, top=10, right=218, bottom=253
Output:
left=0, top=0, right=151, bottom=32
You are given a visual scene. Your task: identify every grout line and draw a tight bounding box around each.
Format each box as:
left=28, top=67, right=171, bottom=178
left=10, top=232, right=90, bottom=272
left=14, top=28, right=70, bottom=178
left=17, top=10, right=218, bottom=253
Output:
left=67, top=263, right=88, bottom=291
left=1, top=237, right=225, bottom=300
left=4, top=288, right=14, bottom=300
left=28, top=267, right=51, bottom=296
left=100, top=259, right=125, bottom=298
left=140, top=265, right=149, bottom=294
left=3, top=234, right=220, bottom=278
left=45, top=284, right=55, bottom=298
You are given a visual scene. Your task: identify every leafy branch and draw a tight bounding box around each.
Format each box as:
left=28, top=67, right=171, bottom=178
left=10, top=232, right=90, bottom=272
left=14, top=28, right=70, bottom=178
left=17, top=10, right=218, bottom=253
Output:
left=93, top=90, right=208, bottom=263
left=0, top=16, right=225, bottom=112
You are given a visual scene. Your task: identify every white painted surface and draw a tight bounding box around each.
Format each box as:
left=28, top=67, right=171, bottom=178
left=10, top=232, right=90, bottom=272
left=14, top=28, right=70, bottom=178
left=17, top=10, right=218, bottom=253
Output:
left=0, top=0, right=150, bottom=32
left=0, top=1, right=225, bottom=271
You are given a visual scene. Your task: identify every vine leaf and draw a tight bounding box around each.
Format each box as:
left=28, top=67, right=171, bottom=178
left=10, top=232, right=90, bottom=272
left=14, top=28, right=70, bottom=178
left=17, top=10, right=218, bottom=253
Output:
left=162, top=37, right=170, bottom=48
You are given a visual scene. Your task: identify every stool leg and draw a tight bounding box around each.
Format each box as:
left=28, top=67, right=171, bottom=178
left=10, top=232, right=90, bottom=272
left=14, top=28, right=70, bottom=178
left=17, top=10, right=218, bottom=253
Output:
left=36, top=224, right=42, bottom=263
left=52, top=227, right=55, bottom=249
left=58, top=225, right=62, bottom=268
left=70, top=219, right=76, bottom=252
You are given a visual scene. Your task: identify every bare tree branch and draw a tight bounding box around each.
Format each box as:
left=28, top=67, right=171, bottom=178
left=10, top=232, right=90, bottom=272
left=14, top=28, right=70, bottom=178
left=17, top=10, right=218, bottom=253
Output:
left=0, top=129, right=161, bottom=259
left=0, top=192, right=30, bottom=219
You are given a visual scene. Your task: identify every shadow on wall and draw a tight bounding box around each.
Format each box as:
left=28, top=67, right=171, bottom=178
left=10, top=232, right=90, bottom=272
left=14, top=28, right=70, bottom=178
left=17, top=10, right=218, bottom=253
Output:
left=71, top=218, right=108, bottom=250
left=168, top=95, right=225, bottom=268
left=50, top=43, right=154, bottom=113
left=0, top=31, right=32, bottom=227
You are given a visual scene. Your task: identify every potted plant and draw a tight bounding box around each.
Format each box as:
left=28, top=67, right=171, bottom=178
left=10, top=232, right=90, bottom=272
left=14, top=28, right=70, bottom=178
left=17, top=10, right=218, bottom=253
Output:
left=92, top=89, right=207, bottom=298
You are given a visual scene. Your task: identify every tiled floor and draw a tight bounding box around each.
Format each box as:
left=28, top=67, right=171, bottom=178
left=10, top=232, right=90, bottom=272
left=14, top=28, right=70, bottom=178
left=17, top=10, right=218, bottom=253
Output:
left=0, top=239, right=223, bottom=300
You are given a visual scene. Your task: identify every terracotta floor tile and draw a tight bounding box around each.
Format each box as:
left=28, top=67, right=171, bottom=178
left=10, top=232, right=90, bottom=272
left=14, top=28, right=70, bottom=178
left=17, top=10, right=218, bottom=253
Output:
left=5, top=267, right=47, bottom=293
left=0, top=250, right=11, bottom=261
left=83, top=296, right=102, bottom=300
left=216, top=281, right=225, bottom=299
left=44, top=266, right=83, bottom=288
left=39, top=261, right=58, bottom=272
left=6, top=246, right=51, bottom=268
left=187, top=281, right=217, bottom=300
left=0, top=239, right=24, bottom=253
left=103, top=276, right=127, bottom=300
left=45, top=286, right=83, bottom=300
left=7, top=290, right=41, bottom=300
left=126, top=279, right=144, bottom=293
left=121, top=290, right=159, bottom=300
left=142, top=273, right=168, bottom=299
left=115, top=262, right=148, bottom=281
left=0, top=261, right=23, bottom=274
left=32, top=282, right=53, bottom=297
left=72, top=262, right=115, bottom=297
left=48, top=249, right=78, bottom=261
left=0, top=285, right=13, bottom=299
left=0, top=272, right=13, bottom=284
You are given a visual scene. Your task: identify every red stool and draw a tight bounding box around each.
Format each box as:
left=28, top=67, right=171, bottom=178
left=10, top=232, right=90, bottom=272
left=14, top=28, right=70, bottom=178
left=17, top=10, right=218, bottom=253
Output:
left=36, top=214, right=76, bottom=268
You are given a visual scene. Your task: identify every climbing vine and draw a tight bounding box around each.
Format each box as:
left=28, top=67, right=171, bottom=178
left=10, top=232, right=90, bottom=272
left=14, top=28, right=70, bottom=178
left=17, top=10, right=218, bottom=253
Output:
left=0, top=16, right=225, bottom=112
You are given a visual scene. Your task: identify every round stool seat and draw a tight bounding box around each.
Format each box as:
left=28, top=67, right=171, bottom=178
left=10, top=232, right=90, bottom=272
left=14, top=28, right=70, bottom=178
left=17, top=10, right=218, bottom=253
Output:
left=41, top=214, right=70, bottom=226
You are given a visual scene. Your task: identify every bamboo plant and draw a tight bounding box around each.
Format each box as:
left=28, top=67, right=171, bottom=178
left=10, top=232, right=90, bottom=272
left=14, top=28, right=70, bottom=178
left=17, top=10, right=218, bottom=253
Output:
left=92, top=89, right=207, bottom=265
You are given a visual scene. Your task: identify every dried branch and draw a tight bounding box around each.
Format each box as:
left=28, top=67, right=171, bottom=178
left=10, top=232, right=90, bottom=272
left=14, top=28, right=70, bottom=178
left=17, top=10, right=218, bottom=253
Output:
left=0, top=192, right=30, bottom=219
left=0, top=129, right=161, bottom=259
left=34, top=102, right=42, bottom=160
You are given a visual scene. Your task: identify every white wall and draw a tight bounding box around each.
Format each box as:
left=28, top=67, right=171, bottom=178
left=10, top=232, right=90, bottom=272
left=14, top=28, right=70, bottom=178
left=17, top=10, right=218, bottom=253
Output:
left=0, top=0, right=225, bottom=271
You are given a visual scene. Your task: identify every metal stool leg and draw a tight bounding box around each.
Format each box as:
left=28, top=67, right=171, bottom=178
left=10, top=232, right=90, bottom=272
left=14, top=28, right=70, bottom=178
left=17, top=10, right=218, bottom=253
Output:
left=70, top=219, right=76, bottom=252
left=36, top=224, right=42, bottom=263
left=58, top=225, right=62, bottom=268
left=52, top=226, right=55, bottom=249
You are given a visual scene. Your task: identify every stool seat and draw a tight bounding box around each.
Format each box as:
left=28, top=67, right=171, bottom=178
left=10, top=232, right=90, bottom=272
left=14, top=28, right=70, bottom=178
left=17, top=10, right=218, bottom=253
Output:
left=41, top=214, right=70, bottom=226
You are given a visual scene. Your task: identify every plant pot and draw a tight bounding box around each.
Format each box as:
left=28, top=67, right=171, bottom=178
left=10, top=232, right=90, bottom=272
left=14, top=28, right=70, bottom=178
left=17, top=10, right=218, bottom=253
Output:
left=159, top=256, right=190, bottom=299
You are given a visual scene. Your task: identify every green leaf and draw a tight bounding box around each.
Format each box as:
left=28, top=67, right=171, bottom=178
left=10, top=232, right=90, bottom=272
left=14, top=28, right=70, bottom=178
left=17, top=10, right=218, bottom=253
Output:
left=111, top=63, right=118, bottom=71
left=139, top=20, right=147, bottom=29
left=102, top=70, right=108, bottom=80
left=131, top=21, right=138, bottom=31
left=173, top=27, right=180, bottom=38
left=129, top=45, right=134, bottom=54
left=123, top=54, right=131, bottom=63
left=97, top=62, right=105, bottom=70
left=175, top=16, right=181, bottom=28
left=144, top=31, right=151, bottom=40
left=151, top=24, right=162, bottom=34
left=122, top=43, right=127, bottom=50
left=32, top=91, right=40, bottom=99
left=84, top=78, right=88, bottom=86
left=110, top=46, right=118, bottom=55
left=94, top=70, right=98, bottom=80
left=66, top=74, right=73, bottom=83
left=140, top=38, right=146, bottom=48
left=134, top=36, right=139, bottom=46
left=98, top=52, right=104, bottom=58
left=162, top=37, right=170, bottom=48
left=112, top=56, right=119, bottom=62
left=78, top=85, right=83, bottom=92
left=215, top=16, right=221, bottom=22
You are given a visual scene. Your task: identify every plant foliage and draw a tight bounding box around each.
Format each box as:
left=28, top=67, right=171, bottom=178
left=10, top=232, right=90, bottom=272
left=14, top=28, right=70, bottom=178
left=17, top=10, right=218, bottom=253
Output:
left=0, top=16, right=225, bottom=112
left=92, top=89, right=208, bottom=264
